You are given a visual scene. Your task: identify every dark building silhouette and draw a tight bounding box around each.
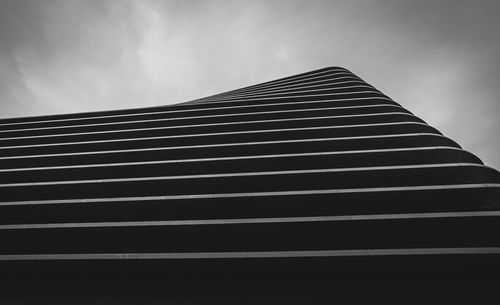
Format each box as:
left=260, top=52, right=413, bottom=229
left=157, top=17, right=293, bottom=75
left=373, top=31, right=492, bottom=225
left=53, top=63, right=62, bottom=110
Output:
left=1, top=67, right=500, bottom=302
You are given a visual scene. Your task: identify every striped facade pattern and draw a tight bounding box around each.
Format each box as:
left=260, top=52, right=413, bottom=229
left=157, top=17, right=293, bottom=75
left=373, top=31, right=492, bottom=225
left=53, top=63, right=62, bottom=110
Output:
left=0, top=66, right=500, bottom=263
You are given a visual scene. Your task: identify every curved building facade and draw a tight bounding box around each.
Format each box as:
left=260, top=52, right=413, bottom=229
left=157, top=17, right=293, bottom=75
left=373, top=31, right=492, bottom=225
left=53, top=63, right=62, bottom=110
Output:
left=1, top=67, right=499, bottom=301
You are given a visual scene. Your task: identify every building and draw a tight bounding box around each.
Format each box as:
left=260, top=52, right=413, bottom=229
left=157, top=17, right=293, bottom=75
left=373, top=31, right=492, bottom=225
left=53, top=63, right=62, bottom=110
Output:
left=0, top=67, right=499, bottom=302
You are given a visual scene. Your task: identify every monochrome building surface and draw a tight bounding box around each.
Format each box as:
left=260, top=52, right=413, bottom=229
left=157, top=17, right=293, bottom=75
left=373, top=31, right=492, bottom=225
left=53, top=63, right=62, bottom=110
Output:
left=0, top=67, right=500, bottom=279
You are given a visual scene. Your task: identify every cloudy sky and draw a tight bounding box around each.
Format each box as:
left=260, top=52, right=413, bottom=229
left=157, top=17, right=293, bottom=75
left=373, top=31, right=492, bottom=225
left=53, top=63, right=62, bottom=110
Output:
left=0, top=0, right=499, bottom=168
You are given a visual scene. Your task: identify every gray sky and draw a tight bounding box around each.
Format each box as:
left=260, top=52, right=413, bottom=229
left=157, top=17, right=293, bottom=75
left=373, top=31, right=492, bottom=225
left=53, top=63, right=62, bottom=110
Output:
left=1, top=0, right=499, bottom=168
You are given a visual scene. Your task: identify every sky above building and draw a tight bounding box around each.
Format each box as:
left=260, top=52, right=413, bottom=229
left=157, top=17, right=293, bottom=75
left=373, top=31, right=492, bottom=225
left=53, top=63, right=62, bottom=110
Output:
left=0, top=0, right=499, bottom=168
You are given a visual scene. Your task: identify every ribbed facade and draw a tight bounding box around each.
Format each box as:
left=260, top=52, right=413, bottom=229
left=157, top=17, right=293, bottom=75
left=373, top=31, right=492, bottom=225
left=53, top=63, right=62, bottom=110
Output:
left=0, top=66, right=500, bottom=272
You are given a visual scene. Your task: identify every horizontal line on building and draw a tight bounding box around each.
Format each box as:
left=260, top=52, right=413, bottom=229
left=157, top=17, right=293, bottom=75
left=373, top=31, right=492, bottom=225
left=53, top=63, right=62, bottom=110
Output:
left=223, top=74, right=361, bottom=94
left=221, top=68, right=351, bottom=93
left=191, top=87, right=378, bottom=105
left=208, top=83, right=373, bottom=100
left=0, top=111, right=414, bottom=142
left=210, top=79, right=367, bottom=99
left=0, top=103, right=401, bottom=135
left=2, top=183, right=499, bottom=206
left=186, top=69, right=353, bottom=102
left=0, top=121, right=433, bottom=151
left=2, top=211, right=500, bottom=230
left=219, top=76, right=362, bottom=98
left=0, top=247, right=499, bottom=261
left=167, top=90, right=386, bottom=107
left=0, top=146, right=465, bottom=173
left=191, top=70, right=357, bottom=103
left=0, top=133, right=452, bottom=161
left=0, top=96, right=394, bottom=130
left=0, top=163, right=487, bottom=187
left=224, top=68, right=352, bottom=92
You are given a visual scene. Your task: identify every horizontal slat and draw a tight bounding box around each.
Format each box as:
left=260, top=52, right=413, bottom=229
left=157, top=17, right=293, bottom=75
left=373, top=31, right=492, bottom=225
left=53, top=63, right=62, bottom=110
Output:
left=4, top=183, right=497, bottom=206
left=0, top=113, right=421, bottom=148
left=200, top=84, right=374, bottom=101
left=0, top=109, right=413, bottom=143
left=220, top=76, right=363, bottom=98
left=0, top=163, right=496, bottom=186
left=3, top=211, right=500, bottom=230
left=0, top=148, right=483, bottom=183
left=1, top=248, right=499, bottom=261
left=0, top=104, right=406, bottom=138
left=0, top=184, right=498, bottom=224
left=0, top=214, right=499, bottom=254
left=188, top=67, right=351, bottom=101
left=0, top=164, right=498, bottom=202
left=220, top=76, right=364, bottom=96
left=0, top=122, right=440, bottom=157
left=175, top=91, right=389, bottom=108
left=193, top=88, right=380, bottom=105
left=0, top=97, right=398, bottom=132
left=218, top=67, right=349, bottom=93
left=0, top=133, right=461, bottom=169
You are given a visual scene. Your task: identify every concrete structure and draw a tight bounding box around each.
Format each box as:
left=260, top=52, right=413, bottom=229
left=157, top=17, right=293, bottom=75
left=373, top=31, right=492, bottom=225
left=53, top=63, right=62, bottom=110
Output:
left=0, top=67, right=499, bottom=302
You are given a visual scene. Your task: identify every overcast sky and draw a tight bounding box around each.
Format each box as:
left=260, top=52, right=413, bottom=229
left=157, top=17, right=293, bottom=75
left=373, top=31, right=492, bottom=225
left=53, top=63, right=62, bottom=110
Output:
left=0, top=0, right=499, bottom=168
